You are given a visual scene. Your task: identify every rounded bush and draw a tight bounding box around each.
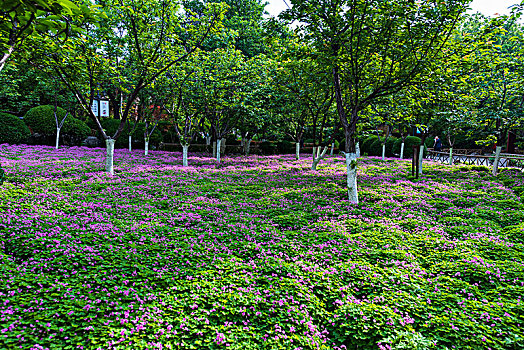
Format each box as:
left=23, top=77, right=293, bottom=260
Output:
left=369, top=139, right=382, bottom=156
left=361, top=135, right=379, bottom=154
left=385, top=137, right=397, bottom=157
left=0, top=113, right=30, bottom=144
left=393, top=136, right=427, bottom=158
left=23, top=105, right=90, bottom=145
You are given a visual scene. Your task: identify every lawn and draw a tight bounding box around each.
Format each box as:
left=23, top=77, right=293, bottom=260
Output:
left=0, top=144, right=523, bottom=350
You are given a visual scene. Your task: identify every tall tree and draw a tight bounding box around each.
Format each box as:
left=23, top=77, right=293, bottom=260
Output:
left=38, top=0, right=226, bottom=174
left=283, top=0, right=468, bottom=203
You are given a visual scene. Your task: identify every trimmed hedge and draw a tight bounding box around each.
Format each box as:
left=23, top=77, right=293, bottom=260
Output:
left=23, top=105, right=90, bottom=144
left=0, top=113, right=30, bottom=144
left=393, top=136, right=427, bottom=158
left=361, top=135, right=379, bottom=154
left=100, top=119, right=162, bottom=148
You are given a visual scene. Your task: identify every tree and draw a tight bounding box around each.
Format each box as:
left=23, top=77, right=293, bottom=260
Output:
left=283, top=0, right=468, bottom=203
left=0, top=0, right=97, bottom=72
left=38, top=0, right=226, bottom=173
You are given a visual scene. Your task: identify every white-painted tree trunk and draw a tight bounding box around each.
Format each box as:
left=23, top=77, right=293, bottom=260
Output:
left=216, top=139, right=222, bottom=163
left=105, top=139, right=115, bottom=175
left=330, top=142, right=335, bottom=155
left=356, top=142, right=361, bottom=158
left=311, top=146, right=328, bottom=170
left=220, top=138, right=226, bottom=155
left=212, top=141, right=217, bottom=158
left=382, top=143, right=386, bottom=161
left=400, top=142, right=405, bottom=159
left=418, top=145, right=424, bottom=175
left=492, top=146, right=502, bottom=176
left=295, top=142, right=300, bottom=160
left=129, top=135, right=132, bottom=152
left=246, top=139, right=252, bottom=156
left=145, top=138, right=149, bottom=156
left=182, top=145, right=189, bottom=167
left=449, top=147, right=453, bottom=165
left=345, top=152, right=359, bottom=204
left=206, top=136, right=211, bottom=146
left=55, top=127, right=61, bottom=149
left=312, top=146, right=316, bottom=158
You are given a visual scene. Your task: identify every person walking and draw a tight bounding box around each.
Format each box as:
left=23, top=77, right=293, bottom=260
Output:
left=434, top=136, right=442, bottom=152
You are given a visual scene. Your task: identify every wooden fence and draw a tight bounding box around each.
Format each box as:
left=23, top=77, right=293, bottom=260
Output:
left=428, top=150, right=524, bottom=171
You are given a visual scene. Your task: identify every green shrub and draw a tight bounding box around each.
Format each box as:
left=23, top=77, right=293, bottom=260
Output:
left=386, top=137, right=398, bottom=157
left=277, top=140, right=293, bottom=154
left=260, top=141, right=277, bottom=155
left=0, top=113, right=30, bottom=144
left=100, top=120, right=162, bottom=148
left=393, top=136, right=427, bottom=158
left=23, top=105, right=90, bottom=145
left=361, top=135, right=379, bottom=154
left=369, top=139, right=383, bottom=156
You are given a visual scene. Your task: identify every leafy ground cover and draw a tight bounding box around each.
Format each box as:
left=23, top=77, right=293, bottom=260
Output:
left=0, top=144, right=523, bottom=350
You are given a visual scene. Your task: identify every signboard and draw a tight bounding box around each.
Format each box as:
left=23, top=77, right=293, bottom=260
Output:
left=100, top=100, right=109, bottom=117
left=91, top=100, right=99, bottom=117
left=91, top=100, right=110, bottom=117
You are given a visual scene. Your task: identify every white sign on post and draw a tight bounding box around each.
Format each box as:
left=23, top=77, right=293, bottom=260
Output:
left=100, top=100, right=109, bottom=117
left=91, top=100, right=99, bottom=117
left=91, top=100, right=110, bottom=117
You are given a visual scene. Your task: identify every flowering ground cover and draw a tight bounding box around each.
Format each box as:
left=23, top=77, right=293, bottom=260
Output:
left=0, top=144, right=523, bottom=350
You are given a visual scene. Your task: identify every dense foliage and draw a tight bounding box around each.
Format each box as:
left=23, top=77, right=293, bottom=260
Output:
left=23, top=105, right=90, bottom=145
left=0, top=112, right=30, bottom=144
left=0, top=145, right=523, bottom=349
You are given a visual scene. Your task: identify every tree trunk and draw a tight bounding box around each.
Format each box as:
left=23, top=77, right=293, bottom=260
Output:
left=382, top=143, right=386, bottom=161
left=212, top=141, right=217, bottom=158
left=449, top=147, right=453, bottom=165
left=246, top=139, right=252, bottom=156
left=182, top=145, right=189, bottom=167
left=56, top=127, right=61, bottom=149
left=330, top=142, right=335, bottom=155
left=129, top=135, right=132, bottom=152
left=220, top=138, right=226, bottom=155
left=0, top=47, right=14, bottom=73
left=345, top=152, right=358, bottom=204
left=145, top=138, right=149, bottom=156
left=206, top=136, right=211, bottom=146
left=492, top=146, right=502, bottom=175
left=295, top=142, right=300, bottom=160
left=105, top=139, right=115, bottom=175
left=216, top=139, right=221, bottom=163
left=312, top=146, right=328, bottom=170
left=400, top=142, right=405, bottom=159
left=356, top=142, right=360, bottom=158
left=418, top=145, right=424, bottom=175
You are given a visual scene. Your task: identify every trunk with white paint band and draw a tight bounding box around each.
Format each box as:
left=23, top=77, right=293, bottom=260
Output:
left=492, top=146, right=502, bottom=175
left=400, top=142, right=405, bottom=159
left=216, top=139, right=222, bottom=163
left=56, top=127, right=61, bottom=149
left=418, top=145, right=424, bottom=175
left=295, top=142, right=300, bottom=160
left=105, top=139, right=115, bottom=175
left=311, top=146, right=328, bottom=170
left=330, top=143, right=335, bottom=155
left=129, top=135, right=132, bottom=152
left=356, top=142, right=360, bottom=158
left=182, top=145, right=189, bottom=167
left=245, top=139, right=252, bottom=156
left=345, top=152, right=358, bottom=204
left=145, top=138, right=149, bottom=156
left=382, top=144, right=386, bottom=161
